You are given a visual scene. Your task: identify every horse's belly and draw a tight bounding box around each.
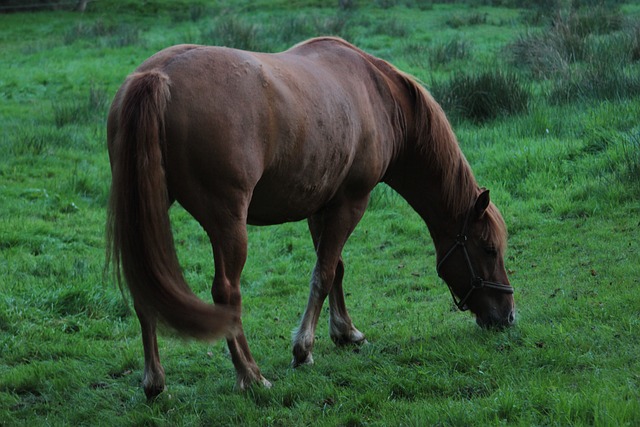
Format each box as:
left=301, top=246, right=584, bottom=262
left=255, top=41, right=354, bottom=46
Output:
left=246, top=172, right=342, bottom=225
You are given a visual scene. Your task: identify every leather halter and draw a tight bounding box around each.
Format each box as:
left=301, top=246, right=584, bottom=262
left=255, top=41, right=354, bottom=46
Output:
left=436, top=202, right=514, bottom=311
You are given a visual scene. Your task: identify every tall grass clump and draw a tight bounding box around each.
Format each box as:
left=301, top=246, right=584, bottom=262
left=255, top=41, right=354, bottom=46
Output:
left=169, top=4, right=212, bottom=23
left=507, top=2, right=639, bottom=104
left=403, top=37, right=471, bottom=71
left=548, top=36, right=640, bottom=104
left=204, top=17, right=264, bottom=51
left=611, top=129, right=640, bottom=187
left=548, top=69, right=640, bottom=104
left=52, top=85, right=110, bottom=128
left=446, top=12, right=487, bottom=29
left=507, top=4, right=626, bottom=78
left=9, top=127, right=71, bottom=156
left=429, top=37, right=471, bottom=67
left=277, top=13, right=353, bottom=46
left=64, top=20, right=140, bottom=48
left=430, top=71, right=529, bottom=124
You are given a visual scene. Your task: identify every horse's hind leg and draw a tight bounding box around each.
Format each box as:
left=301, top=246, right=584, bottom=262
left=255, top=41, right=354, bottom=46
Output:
left=134, top=303, right=165, bottom=399
left=327, top=258, right=366, bottom=346
left=204, top=209, right=271, bottom=390
left=292, top=197, right=368, bottom=367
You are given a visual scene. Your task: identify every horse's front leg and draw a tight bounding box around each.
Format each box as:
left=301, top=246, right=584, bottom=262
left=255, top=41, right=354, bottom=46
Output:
left=134, top=303, right=165, bottom=399
left=292, top=198, right=368, bottom=367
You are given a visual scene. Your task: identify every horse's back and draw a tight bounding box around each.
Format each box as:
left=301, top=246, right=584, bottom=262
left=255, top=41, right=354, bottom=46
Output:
left=117, top=39, right=399, bottom=225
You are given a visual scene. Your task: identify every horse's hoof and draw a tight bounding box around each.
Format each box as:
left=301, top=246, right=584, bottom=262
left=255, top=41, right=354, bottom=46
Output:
left=331, top=328, right=367, bottom=346
left=236, top=373, right=272, bottom=391
left=144, top=384, right=166, bottom=400
left=291, top=352, right=314, bottom=368
left=260, top=376, right=273, bottom=388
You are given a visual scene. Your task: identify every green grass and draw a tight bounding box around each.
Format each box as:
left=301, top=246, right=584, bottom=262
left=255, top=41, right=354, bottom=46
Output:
left=1, top=1, right=639, bottom=426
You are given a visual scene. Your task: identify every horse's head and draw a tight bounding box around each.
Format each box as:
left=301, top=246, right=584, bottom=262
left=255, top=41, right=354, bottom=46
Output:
left=436, top=189, right=515, bottom=329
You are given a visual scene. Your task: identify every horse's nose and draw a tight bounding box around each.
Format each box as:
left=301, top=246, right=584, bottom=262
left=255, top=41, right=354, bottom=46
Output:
left=476, top=307, right=516, bottom=329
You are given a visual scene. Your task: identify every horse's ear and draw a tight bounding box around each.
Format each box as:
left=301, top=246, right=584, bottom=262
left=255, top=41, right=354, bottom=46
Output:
left=474, top=189, right=490, bottom=218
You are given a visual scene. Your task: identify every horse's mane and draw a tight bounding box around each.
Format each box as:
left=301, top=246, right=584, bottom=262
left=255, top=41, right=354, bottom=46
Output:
left=295, top=37, right=506, bottom=246
left=398, top=72, right=477, bottom=217
left=401, top=76, right=508, bottom=247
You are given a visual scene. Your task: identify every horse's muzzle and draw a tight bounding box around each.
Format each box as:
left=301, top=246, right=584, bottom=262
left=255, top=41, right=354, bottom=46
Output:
left=476, top=307, right=516, bottom=329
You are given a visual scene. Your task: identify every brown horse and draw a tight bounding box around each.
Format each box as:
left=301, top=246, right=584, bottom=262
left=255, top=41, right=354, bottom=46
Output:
left=106, top=37, right=515, bottom=398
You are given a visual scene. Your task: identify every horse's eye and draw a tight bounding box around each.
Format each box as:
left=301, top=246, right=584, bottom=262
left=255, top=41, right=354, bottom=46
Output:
left=484, top=246, right=498, bottom=256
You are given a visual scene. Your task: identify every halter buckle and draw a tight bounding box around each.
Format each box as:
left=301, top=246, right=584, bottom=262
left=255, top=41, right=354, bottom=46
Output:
left=472, top=277, right=485, bottom=289
left=455, top=234, right=467, bottom=245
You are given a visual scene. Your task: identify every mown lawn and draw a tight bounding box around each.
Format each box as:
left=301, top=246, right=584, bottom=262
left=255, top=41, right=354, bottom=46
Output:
left=1, top=1, right=639, bottom=425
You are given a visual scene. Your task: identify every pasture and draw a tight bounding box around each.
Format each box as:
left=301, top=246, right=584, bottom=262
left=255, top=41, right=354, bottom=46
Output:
left=1, top=0, right=639, bottom=425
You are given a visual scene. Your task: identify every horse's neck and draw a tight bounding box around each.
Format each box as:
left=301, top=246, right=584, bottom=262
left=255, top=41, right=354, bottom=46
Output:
left=383, top=140, right=477, bottom=246
left=373, top=61, right=477, bottom=242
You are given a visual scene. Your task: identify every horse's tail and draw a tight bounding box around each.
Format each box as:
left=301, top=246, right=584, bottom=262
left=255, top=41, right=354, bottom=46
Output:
left=106, top=70, right=237, bottom=340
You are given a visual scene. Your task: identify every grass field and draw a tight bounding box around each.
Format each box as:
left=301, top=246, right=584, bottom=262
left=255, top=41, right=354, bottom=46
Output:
left=1, top=0, right=639, bottom=425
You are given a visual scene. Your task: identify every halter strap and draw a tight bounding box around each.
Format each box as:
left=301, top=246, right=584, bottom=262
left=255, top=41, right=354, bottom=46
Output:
left=436, top=202, right=513, bottom=311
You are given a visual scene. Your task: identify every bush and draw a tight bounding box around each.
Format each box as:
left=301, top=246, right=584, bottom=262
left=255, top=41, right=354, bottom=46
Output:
left=430, top=71, right=530, bottom=124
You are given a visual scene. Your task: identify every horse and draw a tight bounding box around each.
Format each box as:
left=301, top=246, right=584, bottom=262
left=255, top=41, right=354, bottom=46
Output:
left=106, top=37, right=515, bottom=398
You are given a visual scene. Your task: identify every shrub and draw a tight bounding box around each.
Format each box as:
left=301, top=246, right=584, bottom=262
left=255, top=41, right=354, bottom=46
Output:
left=430, top=71, right=530, bottom=124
